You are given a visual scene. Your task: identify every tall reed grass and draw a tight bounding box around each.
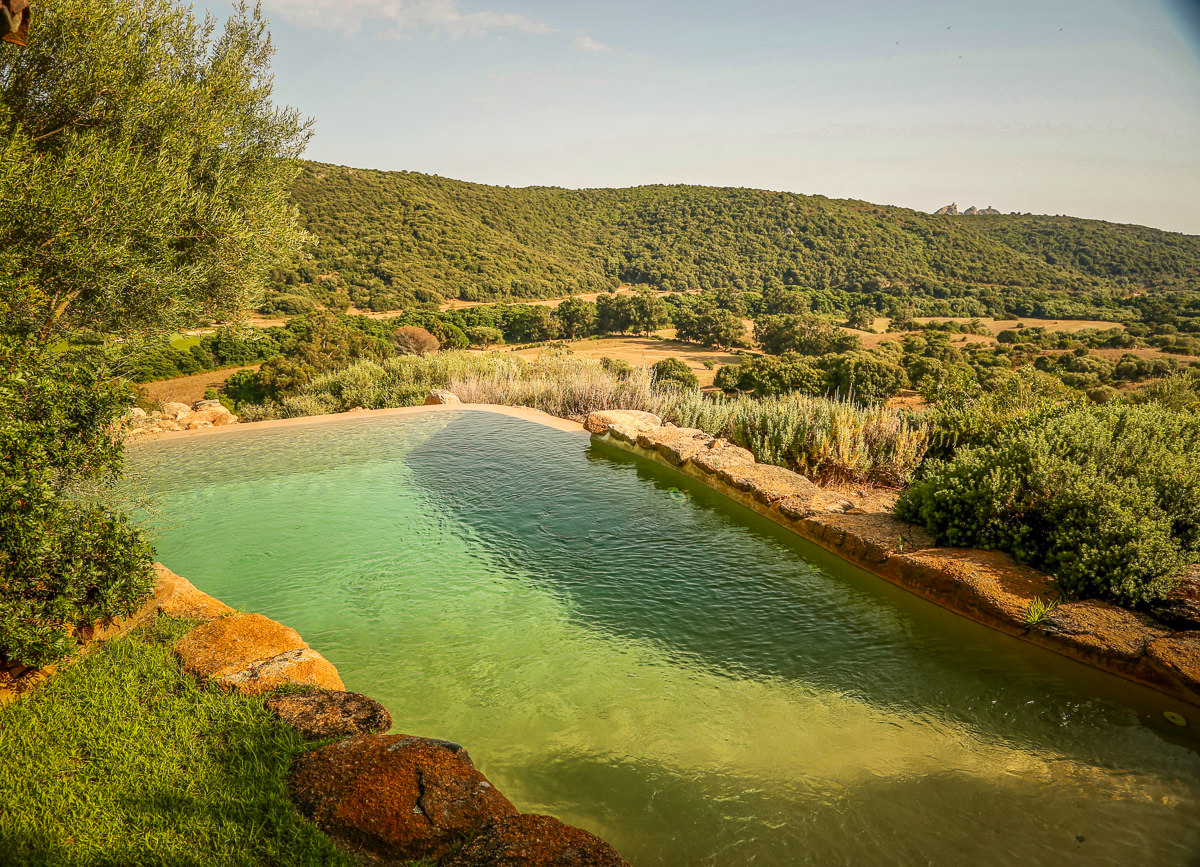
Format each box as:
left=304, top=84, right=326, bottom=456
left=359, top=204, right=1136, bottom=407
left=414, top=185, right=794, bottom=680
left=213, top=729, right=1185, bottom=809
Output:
left=239, top=351, right=927, bottom=485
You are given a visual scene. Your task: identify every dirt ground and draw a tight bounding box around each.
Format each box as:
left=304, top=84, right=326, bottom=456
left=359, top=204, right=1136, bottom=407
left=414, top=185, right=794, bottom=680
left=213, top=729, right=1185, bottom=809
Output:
left=138, top=365, right=261, bottom=407
left=507, top=335, right=740, bottom=388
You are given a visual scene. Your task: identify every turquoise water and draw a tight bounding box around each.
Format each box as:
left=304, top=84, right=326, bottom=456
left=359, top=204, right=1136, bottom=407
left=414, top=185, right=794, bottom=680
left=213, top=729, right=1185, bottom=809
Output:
left=125, top=410, right=1200, bottom=866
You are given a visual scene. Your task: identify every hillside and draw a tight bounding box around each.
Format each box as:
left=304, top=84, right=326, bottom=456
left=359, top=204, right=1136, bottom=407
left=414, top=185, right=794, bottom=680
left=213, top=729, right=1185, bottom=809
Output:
left=267, top=162, right=1200, bottom=320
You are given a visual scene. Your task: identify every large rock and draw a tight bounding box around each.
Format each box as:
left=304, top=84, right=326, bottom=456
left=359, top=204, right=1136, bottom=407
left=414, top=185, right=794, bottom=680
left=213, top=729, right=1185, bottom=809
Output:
left=424, top=389, right=462, bottom=405
left=1149, top=567, right=1200, bottom=631
left=217, top=648, right=344, bottom=695
left=175, top=613, right=308, bottom=680
left=443, top=814, right=630, bottom=867
left=634, top=426, right=714, bottom=465
left=687, top=440, right=755, bottom=476
left=152, top=564, right=235, bottom=621
left=289, top=733, right=518, bottom=863
left=1145, top=631, right=1200, bottom=701
left=584, top=410, right=662, bottom=435
left=160, top=401, right=192, bottom=419
left=714, top=462, right=820, bottom=506
left=267, top=690, right=393, bottom=740
left=188, top=407, right=238, bottom=426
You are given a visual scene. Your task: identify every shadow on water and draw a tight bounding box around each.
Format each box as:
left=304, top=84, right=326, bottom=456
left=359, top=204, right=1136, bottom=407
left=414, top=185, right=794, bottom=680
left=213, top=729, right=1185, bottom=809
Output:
left=405, top=414, right=1199, bottom=758
left=124, top=410, right=1200, bottom=865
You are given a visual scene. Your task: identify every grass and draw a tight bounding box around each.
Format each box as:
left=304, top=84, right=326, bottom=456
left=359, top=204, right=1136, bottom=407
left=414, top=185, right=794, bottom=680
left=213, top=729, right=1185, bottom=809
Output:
left=0, top=616, right=350, bottom=866
left=1024, top=596, right=1061, bottom=626
left=238, top=350, right=929, bottom=485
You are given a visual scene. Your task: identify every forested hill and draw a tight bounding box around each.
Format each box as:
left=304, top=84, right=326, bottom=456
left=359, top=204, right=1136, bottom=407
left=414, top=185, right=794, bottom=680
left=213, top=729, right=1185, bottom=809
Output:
left=266, top=161, right=1200, bottom=320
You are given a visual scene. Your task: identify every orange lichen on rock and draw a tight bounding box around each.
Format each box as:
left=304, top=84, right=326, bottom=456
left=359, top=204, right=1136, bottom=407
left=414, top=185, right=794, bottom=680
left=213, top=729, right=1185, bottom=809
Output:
left=217, top=648, right=344, bottom=695
left=174, top=613, right=307, bottom=680
left=289, top=733, right=518, bottom=863
left=152, top=564, right=235, bottom=621
left=443, top=814, right=631, bottom=867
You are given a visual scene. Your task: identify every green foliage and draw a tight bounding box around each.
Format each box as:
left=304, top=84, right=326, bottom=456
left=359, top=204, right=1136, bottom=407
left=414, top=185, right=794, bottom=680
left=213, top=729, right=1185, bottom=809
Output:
left=1024, top=596, right=1060, bottom=626
left=0, top=0, right=310, bottom=666
left=0, top=0, right=311, bottom=341
left=921, top=367, right=1079, bottom=460
left=600, top=357, right=633, bottom=379
left=272, top=162, right=1200, bottom=323
left=656, top=390, right=929, bottom=486
left=673, top=300, right=746, bottom=348
left=465, top=326, right=504, bottom=349
left=126, top=328, right=283, bottom=382
left=0, top=623, right=349, bottom=864
left=822, top=350, right=908, bottom=403
left=553, top=296, right=597, bottom=339
left=651, top=357, right=699, bottom=389
left=252, top=312, right=390, bottom=400
left=1126, top=371, right=1200, bottom=412
left=754, top=314, right=860, bottom=356
left=896, top=403, right=1200, bottom=604
left=715, top=353, right=825, bottom=397
left=0, top=346, right=155, bottom=666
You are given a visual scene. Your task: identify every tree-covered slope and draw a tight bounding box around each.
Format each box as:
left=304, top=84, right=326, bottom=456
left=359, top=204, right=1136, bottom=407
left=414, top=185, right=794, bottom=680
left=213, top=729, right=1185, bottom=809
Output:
left=269, top=162, right=1200, bottom=317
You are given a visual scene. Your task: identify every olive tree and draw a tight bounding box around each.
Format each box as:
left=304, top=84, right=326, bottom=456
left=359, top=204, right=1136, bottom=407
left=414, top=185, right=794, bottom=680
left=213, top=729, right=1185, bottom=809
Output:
left=0, top=0, right=310, bottom=665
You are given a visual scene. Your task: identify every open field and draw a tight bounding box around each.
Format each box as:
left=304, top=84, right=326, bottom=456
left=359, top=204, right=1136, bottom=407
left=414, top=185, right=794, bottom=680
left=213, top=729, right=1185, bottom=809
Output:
left=139, top=365, right=261, bottom=406
left=507, top=335, right=740, bottom=388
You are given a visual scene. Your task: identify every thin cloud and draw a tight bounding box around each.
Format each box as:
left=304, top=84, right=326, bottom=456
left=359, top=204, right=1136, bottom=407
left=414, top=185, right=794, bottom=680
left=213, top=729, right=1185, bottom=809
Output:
left=574, top=34, right=613, bottom=53
left=263, top=0, right=556, bottom=38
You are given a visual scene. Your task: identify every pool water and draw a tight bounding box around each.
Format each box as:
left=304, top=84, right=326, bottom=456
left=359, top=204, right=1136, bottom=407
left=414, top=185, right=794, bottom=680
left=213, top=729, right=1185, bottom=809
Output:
left=124, top=410, right=1200, bottom=866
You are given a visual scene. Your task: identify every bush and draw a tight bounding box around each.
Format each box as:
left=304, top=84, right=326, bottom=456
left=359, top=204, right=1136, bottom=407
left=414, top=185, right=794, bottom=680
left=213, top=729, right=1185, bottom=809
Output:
left=895, top=403, right=1200, bottom=604
left=651, top=357, right=699, bottom=389
left=392, top=325, right=440, bottom=357
left=1, top=348, right=155, bottom=666
left=921, top=367, right=1078, bottom=461
left=822, top=351, right=907, bottom=403
left=715, top=353, right=825, bottom=396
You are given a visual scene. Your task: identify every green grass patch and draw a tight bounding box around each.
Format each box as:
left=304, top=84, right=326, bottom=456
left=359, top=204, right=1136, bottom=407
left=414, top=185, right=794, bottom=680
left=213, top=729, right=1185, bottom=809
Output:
left=0, top=617, right=350, bottom=866
left=168, top=334, right=204, bottom=352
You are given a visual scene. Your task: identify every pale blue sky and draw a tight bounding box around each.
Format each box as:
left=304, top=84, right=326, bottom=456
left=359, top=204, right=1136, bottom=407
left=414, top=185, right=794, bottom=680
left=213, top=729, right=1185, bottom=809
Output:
left=212, top=0, right=1200, bottom=234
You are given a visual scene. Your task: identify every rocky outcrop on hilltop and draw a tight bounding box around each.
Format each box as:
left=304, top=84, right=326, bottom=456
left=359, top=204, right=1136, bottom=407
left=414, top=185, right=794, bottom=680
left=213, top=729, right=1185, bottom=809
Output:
left=934, top=203, right=1002, bottom=216
left=120, top=398, right=238, bottom=438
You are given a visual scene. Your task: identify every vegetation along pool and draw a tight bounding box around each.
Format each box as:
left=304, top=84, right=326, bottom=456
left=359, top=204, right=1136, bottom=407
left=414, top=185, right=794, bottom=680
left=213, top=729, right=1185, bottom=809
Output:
left=125, top=410, right=1200, bottom=866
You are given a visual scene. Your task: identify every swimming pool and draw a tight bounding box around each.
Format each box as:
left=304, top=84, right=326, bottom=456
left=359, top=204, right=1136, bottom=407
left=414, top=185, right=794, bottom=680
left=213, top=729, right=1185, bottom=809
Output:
left=125, top=409, right=1200, bottom=866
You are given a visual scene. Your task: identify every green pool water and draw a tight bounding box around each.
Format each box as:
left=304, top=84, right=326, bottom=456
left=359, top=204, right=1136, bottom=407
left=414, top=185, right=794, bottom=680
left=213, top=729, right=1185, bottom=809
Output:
left=124, top=410, right=1200, bottom=866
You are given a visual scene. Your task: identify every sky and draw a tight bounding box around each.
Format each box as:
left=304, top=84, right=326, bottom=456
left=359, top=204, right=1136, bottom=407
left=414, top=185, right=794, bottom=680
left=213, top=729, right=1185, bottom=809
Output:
left=207, top=0, right=1200, bottom=234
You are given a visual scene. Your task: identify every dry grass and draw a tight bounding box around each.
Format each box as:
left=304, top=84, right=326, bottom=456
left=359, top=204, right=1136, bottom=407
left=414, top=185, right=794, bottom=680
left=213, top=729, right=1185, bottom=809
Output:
left=250, top=351, right=928, bottom=485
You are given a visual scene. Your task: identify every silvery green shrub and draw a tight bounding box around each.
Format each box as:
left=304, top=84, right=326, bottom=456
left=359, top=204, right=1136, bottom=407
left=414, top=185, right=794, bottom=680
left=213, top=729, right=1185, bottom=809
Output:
left=896, top=403, right=1200, bottom=604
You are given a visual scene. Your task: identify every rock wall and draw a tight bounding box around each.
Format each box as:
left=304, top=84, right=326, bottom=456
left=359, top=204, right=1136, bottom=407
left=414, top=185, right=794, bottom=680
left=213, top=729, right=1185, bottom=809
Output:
left=586, top=410, right=1200, bottom=712
left=168, top=566, right=630, bottom=865
left=120, top=399, right=239, bottom=438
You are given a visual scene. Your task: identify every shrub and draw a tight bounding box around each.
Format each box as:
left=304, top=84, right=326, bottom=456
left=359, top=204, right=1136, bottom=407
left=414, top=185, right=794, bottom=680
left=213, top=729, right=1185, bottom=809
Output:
left=1, top=348, right=155, bottom=666
left=921, top=367, right=1078, bottom=460
left=1127, top=371, right=1200, bottom=412
left=465, top=326, right=504, bottom=349
left=651, top=358, right=699, bottom=389
left=895, top=403, right=1200, bottom=604
left=392, top=326, right=441, bottom=357
left=822, top=350, right=908, bottom=403
left=715, top=353, right=825, bottom=397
